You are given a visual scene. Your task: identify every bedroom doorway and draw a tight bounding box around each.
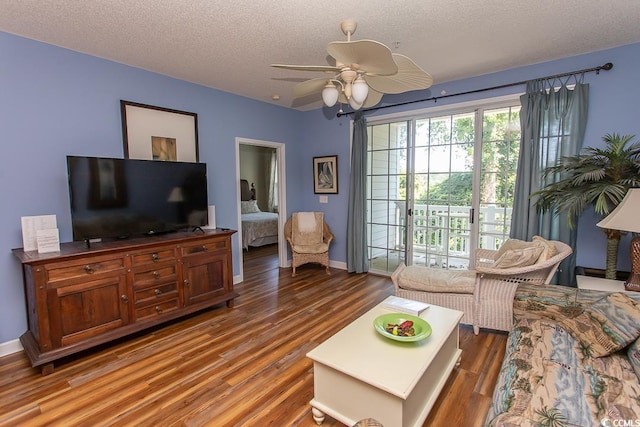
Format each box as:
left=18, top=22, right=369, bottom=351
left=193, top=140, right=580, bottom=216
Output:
left=235, top=137, right=287, bottom=282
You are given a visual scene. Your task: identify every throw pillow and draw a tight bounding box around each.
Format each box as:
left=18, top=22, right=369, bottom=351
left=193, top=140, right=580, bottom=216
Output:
left=532, top=235, right=558, bottom=263
left=493, top=245, right=544, bottom=269
left=559, top=292, right=640, bottom=357
left=495, top=238, right=543, bottom=259
left=241, top=200, right=261, bottom=214
left=627, top=337, right=640, bottom=379
left=495, top=238, right=526, bottom=260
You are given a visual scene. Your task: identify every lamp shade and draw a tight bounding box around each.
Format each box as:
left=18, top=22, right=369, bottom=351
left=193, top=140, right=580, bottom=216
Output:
left=596, top=188, right=640, bottom=233
left=322, top=83, right=339, bottom=107
left=351, top=77, right=369, bottom=104
left=348, top=97, right=363, bottom=110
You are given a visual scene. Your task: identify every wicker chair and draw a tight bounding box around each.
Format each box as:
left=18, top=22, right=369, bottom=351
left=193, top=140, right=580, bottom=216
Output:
left=392, top=240, right=573, bottom=334
left=284, top=212, right=334, bottom=277
left=473, top=240, right=573, bottom=333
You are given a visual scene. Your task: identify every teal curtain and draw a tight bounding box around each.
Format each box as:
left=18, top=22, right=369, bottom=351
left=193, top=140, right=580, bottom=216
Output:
left=347, top=112, right=369, bottom=273
left=511, top=79, right=589, bottom=286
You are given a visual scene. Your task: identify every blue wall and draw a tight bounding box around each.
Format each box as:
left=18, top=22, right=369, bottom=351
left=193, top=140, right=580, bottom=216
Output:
left=0, top=32, right=304, bottom=343
left=2, top=29, right=640, bottom=344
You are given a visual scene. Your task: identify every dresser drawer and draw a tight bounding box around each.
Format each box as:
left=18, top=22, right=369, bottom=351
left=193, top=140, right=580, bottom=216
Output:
left=135, top=298, right=180, bottom=321
left=134, top=282, right=179, bottom=305
left=46, top=256, right=125, bottom=283
left=131, top=264, right=177, bottom=287
left=181, top=238, right=227, bottom=256
left=129, top=247, right=176, bottom=266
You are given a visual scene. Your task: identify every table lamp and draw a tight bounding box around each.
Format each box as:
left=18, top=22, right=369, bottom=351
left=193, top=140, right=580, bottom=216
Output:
left=596, top=188, right=640, bottom=291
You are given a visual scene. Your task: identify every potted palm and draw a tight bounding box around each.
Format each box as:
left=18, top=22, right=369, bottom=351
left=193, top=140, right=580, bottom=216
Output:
left=533, top=133, right=640, bottom=279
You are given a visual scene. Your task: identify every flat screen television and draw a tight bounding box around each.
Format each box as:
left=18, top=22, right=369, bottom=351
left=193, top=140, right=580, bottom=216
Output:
left=67, top=155, right=208, bottom=241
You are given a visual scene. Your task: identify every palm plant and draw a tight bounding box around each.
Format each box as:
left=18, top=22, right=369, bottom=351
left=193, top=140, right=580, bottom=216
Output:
left=533, top=133, right=640, bottom=279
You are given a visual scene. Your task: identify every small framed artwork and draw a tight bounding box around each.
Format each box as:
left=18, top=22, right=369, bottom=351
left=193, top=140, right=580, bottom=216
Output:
left=313, top=155, right=338, bottom=194
left=121, top=100, right=199, bottom=162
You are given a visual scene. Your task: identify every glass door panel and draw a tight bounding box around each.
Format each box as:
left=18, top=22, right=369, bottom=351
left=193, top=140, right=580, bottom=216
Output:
left=478, top=106, right=521, bottom=251
left=367, top=122, right=408, bottom=273
left=411, top=114, right=475, bottom=269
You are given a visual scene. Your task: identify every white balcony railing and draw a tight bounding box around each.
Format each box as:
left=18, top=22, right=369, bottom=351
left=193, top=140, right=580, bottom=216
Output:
left=372, top=203, right=512, bottom=270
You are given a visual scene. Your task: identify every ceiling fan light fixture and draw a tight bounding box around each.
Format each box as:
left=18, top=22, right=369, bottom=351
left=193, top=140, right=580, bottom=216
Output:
left=322, top=82, right=339, bottom=107
left=348, top=97, right=363, bottom=110
left=272, top=20, right=431, bottom=110
left=351, top=76, right=368, bottom=104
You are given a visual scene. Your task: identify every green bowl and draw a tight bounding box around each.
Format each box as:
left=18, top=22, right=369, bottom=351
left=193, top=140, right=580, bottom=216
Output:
left=373, top=313, right=432, bottom=342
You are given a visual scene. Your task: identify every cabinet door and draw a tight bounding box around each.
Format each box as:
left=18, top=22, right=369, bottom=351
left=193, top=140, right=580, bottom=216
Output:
left=182, top=251, right=229, bottom=306
left=47, top=274, right=130, bottom=348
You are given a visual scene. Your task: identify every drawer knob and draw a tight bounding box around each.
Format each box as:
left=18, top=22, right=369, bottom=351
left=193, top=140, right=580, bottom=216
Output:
left=154, top=288, right=162, bottom=295
left=202, top=245, right=208, bottom=251
left=84, top=265, right=94, bottom=274
left=155, top=306, right=162, bottom=313
left=120, top=294, right=129, bottom=303
left=153, top=271, right=160, bottom=279
left=183, top=279, right=190, bottom=287
left=152, top=253, right=160, bottom=262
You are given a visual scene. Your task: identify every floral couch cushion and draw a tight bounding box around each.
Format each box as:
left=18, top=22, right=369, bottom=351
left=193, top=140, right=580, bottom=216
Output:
left=559, top=292, right=640, bottom=357
left=487, top=284, right=640, bottom=426
left=486, top=317, right=640, bottom=426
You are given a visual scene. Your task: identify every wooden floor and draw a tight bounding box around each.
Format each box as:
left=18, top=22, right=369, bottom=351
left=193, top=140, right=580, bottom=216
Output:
left=0, top=244, right=507, bottom=426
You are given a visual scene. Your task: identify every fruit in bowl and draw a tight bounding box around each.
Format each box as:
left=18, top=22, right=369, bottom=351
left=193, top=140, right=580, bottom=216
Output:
left=385, top=320, right=415, bottom=336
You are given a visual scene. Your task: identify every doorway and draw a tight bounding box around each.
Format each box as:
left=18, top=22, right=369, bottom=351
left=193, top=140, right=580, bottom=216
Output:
left=235, top=138, right=287, bottom=282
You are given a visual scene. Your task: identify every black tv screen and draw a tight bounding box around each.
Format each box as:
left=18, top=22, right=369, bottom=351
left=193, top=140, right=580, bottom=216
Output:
left=67, top=156, right=208, bottom=241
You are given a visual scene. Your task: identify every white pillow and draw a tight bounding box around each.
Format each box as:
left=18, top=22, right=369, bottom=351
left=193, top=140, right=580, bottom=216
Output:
left=241, top=200, right=261, bottom=214
left=493, top=245, right=544, bottom=269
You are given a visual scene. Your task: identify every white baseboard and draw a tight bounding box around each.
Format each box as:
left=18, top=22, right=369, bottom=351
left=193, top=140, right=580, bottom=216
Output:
left=329, top=260, right=347, bottom=271
left=0, top=338, right=23, bottom=357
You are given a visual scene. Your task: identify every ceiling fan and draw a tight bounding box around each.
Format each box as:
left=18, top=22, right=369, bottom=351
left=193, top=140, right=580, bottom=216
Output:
left=272, top=19, right=433, bottom=110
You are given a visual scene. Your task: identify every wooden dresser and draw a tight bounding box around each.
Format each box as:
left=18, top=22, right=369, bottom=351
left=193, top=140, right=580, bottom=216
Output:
left=13, top=229, right=236, bottom=374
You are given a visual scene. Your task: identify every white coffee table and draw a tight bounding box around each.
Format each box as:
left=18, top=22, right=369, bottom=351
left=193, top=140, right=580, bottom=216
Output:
left=306, top=297, right=463, bottom=427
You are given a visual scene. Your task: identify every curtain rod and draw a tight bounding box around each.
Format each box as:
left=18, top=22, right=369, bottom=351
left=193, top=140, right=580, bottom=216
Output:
left=336, top=62, right=613, bottom=118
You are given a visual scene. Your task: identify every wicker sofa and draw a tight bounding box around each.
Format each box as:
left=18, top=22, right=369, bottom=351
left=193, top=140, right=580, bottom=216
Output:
left=486, top=283, right=640, bottom=426
left=391, top=239, right=572, bottom=334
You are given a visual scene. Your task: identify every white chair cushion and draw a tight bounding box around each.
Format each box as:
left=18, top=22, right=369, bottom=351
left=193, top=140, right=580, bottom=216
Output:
left=395, top=264, right=476, bottom=294
left=292, top=242, right=328, bottom=254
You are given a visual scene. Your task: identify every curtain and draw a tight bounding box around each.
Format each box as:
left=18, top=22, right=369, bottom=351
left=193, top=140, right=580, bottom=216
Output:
left=511, top=79, right=589, bottom=286
left=347, top=111, right=369, bottom=273
left=267, top=149, right=277, bottom=212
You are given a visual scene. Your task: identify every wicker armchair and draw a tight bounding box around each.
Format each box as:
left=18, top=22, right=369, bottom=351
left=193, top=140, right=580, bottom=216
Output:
left=284, top=212, right=334, bottom=277
left=392, top=240, right=573, bottom=335
left=473, top=240, right=573, bottom=333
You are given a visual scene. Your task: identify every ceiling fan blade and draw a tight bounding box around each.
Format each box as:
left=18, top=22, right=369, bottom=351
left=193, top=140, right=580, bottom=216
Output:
left=364, top=54, right=433, bottom=94
left=362, top=88, right=384, bottom=108
left=337, top=87, right=384, bottom=108
left=292, top=77, right=331, bottom=99
left=327, top=40, right=398, bottom=76
left=272, top=64, right=340, bottom=72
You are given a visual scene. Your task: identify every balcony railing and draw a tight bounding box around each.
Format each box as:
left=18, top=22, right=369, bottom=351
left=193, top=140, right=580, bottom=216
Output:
left=370, top=203, right=512, bottom=271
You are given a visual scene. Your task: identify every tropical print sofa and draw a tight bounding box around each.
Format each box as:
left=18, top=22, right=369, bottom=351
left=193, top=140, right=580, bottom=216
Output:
left=485, top=283, right=640, bottom=426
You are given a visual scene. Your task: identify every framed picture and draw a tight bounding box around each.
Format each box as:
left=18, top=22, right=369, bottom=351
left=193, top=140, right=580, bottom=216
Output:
left=313, top=155, right=338, bottom=194
left=120, top=100, right=199, bottom=162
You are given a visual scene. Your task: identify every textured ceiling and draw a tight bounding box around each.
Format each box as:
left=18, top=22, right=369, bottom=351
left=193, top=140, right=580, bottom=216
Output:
left=2, top=0, right=640, bottom=111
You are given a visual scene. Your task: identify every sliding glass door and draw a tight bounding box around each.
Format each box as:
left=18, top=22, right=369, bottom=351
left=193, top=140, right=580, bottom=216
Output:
left=366, top=99, right=521, bottom=274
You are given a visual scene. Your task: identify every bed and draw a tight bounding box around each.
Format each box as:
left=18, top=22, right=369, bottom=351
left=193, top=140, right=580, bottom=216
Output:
left=240, top=179, right=279, bottom=250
